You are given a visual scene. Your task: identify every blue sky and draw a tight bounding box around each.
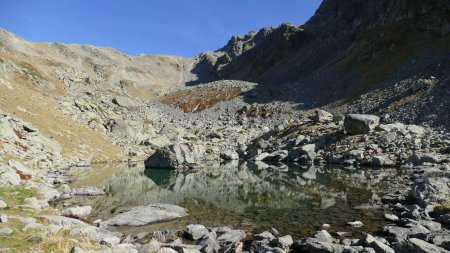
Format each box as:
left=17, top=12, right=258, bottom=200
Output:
left=0, top=0, right=322, bottom=57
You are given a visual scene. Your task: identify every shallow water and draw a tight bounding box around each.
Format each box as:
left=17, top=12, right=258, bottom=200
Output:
left=61, top=161, right=400, bottom=238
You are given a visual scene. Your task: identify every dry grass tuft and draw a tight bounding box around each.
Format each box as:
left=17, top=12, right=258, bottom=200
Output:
left=37, top=230, right=101, bottom=253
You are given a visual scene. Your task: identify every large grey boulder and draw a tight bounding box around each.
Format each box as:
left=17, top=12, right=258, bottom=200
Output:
left=101, top=203, right=188, bottom=227
left=295, top=238, right=368, bottom=252
left=113, top=96, right=142, bottom=109
left=145, top=143, right=201, bottom=169
left=383, top=225, right=430, bottom=243
left=344, top=114, right=380, bottom=135
left=111, top=119, right=135, bottom=138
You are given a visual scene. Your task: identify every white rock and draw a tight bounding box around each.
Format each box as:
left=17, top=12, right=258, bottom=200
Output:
left=347, top=221, right=363, bottom=227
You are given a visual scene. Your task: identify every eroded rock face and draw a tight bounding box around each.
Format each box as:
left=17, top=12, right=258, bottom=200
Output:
left=100, top=203, right=188, bottom=227
left=344, top=114, right=380, bottom=135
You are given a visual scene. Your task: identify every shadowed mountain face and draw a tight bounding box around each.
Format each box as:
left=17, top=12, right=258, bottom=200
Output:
left=191, top=0, right=450, bottom=107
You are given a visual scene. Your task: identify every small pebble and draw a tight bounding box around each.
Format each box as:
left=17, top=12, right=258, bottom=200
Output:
left=321, top=224, right=331, bottom=230
left=0, top=214, right=8, bottom=223
left=347, top=221, right=363, bottom=227
left=384, top=213, right=399, bottom=222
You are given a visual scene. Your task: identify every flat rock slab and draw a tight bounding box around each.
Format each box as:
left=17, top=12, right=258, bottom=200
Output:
left=102, top=204, right=188, bottom=227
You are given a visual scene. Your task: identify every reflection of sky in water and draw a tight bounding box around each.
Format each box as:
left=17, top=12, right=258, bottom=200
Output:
left=65, top=162, right=399, bottom=237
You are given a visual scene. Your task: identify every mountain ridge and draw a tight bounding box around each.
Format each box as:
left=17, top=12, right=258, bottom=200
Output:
left=0, top=0, right=449, bottom=131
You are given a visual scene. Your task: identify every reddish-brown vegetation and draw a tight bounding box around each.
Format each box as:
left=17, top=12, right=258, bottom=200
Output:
left=161, top=87, right=242, bottom=113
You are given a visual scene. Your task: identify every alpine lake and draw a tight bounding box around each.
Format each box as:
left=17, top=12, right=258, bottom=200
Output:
left=51, top=161, right=403, bottom=239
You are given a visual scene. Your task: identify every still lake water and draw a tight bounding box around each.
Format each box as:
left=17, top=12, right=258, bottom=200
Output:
left=63, top=161, right=400, bottom=238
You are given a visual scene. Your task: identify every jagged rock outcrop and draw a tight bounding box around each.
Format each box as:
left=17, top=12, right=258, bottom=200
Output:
left=191, top=0, right=450, bottom=129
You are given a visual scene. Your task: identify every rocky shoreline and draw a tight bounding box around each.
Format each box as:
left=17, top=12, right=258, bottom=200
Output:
left=1, top=106, right=450, bottom=252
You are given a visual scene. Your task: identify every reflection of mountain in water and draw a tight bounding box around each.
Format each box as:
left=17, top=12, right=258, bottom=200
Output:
left=72, top=162, right=397, bottom=220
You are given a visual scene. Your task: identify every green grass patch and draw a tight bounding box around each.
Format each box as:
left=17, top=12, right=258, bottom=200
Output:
left=0, top=187, right=36, bottom=206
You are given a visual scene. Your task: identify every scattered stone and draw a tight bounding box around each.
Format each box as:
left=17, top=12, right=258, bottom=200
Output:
left=396, top=237, right=450, bottom=253
left=344, top=114, right=380, bottom=135
left=139, top=239, right=161, bottom=253
left=61, top=206, right=92, bottom=219
left=186, top=224, right=209, bottom=240
left=254, top=231, right=275, bottom=241
left=300, top=144, right=316, bottom=162
left=152, top=230, right=177, bottom=243
left=384, top=214, right=399, bottom=222
left=71, top=186, right=105, bottom=196
left=314, top=110, right=334, bottom=123
left=314, top=230, right=333, bottom=243
left=364, top=234, right=395, bottom=253
left=272, top=235, right=293, bottom=248
left=408, top=153, right=439, bottom=165
left=217, top=230, right=246, bottom=245
left=199, top=233, right=220, bottom=253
